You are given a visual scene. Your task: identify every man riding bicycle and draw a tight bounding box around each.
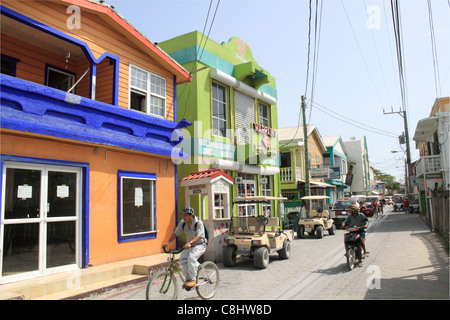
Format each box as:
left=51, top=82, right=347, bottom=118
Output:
left=164, top=207, right=207, bottom=288
left=341, top=204, right=369, bottom=257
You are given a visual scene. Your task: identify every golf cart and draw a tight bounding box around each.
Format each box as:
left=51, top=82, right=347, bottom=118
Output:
left=392, top=194, right=404, bottom=212
left=223, top=196, right=294, bottom=269
left=297, top=195, right=336, bottom=239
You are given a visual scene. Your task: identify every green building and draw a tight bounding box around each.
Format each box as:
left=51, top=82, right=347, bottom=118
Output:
left=159, top=31, right=282, bottom=221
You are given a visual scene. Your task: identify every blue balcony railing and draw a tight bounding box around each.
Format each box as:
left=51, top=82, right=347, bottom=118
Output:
left=0, top=74, right=190, bottom=159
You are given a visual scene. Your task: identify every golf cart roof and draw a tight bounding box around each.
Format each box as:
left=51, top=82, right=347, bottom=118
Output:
left=233, top=196, right=288, bottom=204
left=301, top=195, right=330, bottom=200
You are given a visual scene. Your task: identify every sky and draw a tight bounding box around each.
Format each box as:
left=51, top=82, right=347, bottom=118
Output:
left=106, top=0, right=449, bottom=183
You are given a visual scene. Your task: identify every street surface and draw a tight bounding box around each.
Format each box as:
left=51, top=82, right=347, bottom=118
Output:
left=89, top=206, right=449, bottom=300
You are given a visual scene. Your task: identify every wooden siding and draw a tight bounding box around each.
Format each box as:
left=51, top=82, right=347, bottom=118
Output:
left=2, top=0, right=175, bottom=121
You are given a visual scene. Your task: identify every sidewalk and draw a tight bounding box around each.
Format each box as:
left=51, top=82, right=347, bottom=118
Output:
left=314, top=211, right=450, bottom=300
left=0, top=253, right=170, bottom=300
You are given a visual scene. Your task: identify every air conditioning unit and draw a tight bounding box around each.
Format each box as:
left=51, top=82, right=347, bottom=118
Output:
left=259, top=177, right=268, bottom=185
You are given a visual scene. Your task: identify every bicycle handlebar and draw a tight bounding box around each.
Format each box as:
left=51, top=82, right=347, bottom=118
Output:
left=162, top=245, right=184, bottom=255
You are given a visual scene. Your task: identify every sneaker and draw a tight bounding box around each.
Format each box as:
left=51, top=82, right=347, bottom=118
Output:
left=184, top=280, right=196, bottom=288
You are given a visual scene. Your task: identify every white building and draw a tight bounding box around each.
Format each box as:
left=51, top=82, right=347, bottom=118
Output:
left=343, top=137, right=372, bottom=195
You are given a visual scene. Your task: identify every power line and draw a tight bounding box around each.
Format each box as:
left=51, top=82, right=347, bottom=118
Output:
left=427, top=0, right=442, bottom=98
left=179, top=0, right=221, bottom=119
left=340, top=0, right=385, bottom=110
left=308, top=99, right=398, bottom=138
left=362, top=0, right=393, bottom=108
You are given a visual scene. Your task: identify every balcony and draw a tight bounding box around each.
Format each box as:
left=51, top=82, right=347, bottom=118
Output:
left=280, top=167, right=303, bottom=183
left=0, top=74, right=190, bottom=159
left=416, top=155, right=442, bottom=177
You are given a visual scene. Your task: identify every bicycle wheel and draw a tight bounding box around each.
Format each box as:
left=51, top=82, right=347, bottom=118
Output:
left=146, top=270, right=178, bottom=300
left=196, top=261, right=219, bottom=299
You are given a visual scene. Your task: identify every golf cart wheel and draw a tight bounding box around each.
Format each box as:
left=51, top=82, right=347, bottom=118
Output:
left=223, top=245, right=237, bottom=267
left=316, top=226, right=324, bottom=239
left=328, top=224, right=336, bottom=235
left=278, top=239, right=291, bottom=260
left=254, top=246, right=269, bottom=269
left=297, top=225, right=305, bottom=239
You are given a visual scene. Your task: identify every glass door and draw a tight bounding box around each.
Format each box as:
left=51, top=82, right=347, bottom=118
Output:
left=1, top=163, right=81, bottom=282
left=236, top=173, right=256, bottom=216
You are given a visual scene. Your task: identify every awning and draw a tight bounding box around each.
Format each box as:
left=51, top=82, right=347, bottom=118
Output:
left=210, top=159, right=280, bottom=175
left=297, top=180, right=334, bottom=188
left=413, top=116, right=438, bottom=143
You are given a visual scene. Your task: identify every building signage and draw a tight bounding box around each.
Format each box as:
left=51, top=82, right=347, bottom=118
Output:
left=329, top=167, right=341, bottom=179
left=245, top=123, right=278, bottom=166
left=188, top=184, right=206, bottom=195
left=311, top=167, right=329, bottom=178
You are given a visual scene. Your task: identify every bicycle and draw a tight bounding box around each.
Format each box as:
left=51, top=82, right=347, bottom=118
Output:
left=145, top=246, right=219, bottom=300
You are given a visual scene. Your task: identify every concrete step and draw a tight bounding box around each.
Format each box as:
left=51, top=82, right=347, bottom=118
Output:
left=0, top=253, right=170, bottom=300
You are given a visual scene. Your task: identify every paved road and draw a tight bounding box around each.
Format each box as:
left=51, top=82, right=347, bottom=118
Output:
left=91, top=207, right=449, bottom=300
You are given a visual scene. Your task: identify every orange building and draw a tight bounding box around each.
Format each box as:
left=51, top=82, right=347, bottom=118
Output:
left=0, top=0, right=191, bottom=283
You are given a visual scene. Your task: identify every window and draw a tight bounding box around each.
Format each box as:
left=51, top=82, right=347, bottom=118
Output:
left=211, top=82, right=227, bottom=137
left=1, top=54, right=19, bottom=76
left=118, top=171, right=156, bottom=242
left=236, top=173, right=256, bottom=216
left=46, top=66, right=75, bottom=92
left=235, top=91, right=255, bottom=145
left=214, top=194, right=225, bottom=218
left=129, top=64, right=166, bottom=118
left=280, top=152, right=291, bottom=168
left=258, top=102, right=270, bottom=127
left=260, top=176, right=272, bottom=217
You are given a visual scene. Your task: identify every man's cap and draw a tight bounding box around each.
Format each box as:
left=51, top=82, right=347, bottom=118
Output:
left=181, top=207, right=195, bottom=215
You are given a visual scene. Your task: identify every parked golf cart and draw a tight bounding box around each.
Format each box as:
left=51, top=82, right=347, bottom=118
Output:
left=297, top=195, right=336, bottom=239
left=223, top=196, right=294, bottom=269
left=392, top=194, right=404, bottom=212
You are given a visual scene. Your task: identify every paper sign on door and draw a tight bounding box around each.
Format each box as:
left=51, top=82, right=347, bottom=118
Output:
left=17, top=185, right=32, bottom=200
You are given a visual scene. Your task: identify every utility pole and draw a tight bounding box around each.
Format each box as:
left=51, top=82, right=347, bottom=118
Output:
left=302, top=96, right=310, bottom=197
left=383, top=108, right=412, bottom=198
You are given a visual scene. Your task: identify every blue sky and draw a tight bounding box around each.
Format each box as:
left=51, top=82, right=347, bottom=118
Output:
left=107, top=0, right=449, bottom=183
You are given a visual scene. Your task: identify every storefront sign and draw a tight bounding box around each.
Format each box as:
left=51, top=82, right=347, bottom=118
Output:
left=311, top=167, right=329, bottom=178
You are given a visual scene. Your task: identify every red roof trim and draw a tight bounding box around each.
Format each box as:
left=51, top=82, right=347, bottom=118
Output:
left=181, top=169, right=233, bottom=182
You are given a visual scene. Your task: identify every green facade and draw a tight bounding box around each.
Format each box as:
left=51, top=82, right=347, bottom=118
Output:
left=159, top=31, right=282, bottom=219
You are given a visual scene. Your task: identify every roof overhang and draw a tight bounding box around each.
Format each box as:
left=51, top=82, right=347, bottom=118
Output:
left=60, top=0, right=191, bottom=84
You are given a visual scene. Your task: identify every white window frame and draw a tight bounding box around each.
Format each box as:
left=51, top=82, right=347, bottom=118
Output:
left=128, top=64, right=166, bottom=118
left=260, top=175, right=272, bottom=217
left=258, top=102, right=270, bottom=127
left=211, top=81, right=228, bottom=138
left=46, top=66, right=75, bottom=92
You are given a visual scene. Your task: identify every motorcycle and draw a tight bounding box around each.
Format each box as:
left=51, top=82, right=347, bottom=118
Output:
left=344, top=226, right=366, bottom=270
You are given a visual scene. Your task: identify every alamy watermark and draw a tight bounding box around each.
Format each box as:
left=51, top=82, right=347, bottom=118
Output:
left=366, top=5, right=381, bottom=30
left=367, top=265, right=381, bottom=289
left=66, top=5, right=81, bottom=30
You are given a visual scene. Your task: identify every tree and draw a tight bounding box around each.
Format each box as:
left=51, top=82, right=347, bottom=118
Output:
left=373, top=168, right=400, bottom=195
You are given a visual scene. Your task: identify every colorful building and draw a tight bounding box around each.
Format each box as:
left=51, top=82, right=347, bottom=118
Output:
left=322, top=136, right=349, bottom=204
left=159, top=31, right=282, bottom=220
left=0, top=0, right=191, bottom=283
left=278, top=125, right=334, bottom=215
left=413, top=97, right=449, bottom=231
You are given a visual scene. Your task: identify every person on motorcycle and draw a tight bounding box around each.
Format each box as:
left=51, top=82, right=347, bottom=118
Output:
left=341, top=204, right=369, bottom=257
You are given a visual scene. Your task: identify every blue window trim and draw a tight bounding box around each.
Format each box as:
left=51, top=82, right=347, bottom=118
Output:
left=0, top=154, right=90, bottom=268
left=0, top=5, right=120, bottom=106
left=1, top=54, right=20, bottom=77
left=117, top=170, right=157, bottom=243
